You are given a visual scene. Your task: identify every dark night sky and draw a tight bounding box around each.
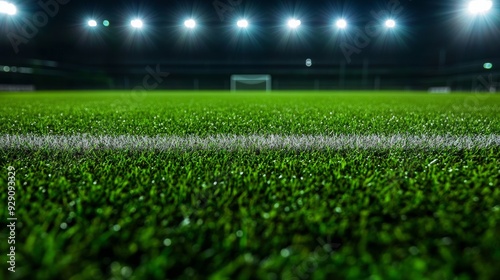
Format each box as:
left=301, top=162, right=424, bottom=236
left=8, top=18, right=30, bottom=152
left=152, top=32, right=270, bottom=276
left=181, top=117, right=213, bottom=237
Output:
left=1, top=0, right=499, bottom=67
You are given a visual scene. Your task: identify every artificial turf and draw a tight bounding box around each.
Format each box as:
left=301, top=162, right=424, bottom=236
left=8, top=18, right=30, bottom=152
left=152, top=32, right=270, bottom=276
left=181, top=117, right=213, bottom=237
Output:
left=0, top=91, right=499, bottom=280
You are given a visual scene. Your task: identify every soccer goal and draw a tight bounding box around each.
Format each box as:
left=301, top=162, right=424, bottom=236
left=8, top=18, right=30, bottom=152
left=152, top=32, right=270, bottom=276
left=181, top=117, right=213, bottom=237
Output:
left=230, top=74, right=272, bottom=92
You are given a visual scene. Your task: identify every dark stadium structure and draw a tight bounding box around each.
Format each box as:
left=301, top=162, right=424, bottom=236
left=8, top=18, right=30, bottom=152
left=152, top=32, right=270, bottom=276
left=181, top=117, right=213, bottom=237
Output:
left=0, top=0, right=499, bottom=91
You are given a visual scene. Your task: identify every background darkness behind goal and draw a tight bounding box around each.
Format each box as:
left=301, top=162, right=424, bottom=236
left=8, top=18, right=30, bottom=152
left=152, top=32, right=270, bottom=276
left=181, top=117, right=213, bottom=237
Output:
left=0, top=0, right=499, bottom=90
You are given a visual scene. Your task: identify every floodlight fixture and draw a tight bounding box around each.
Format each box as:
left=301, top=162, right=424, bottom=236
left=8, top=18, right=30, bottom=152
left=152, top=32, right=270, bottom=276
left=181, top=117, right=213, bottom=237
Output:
left=0, top=1, right=16, bottom=15
left=103, top=20, right=110, bottom=27
left=468, top=0, right=493, bottom=14
left=237, top=19, right=249, bottom=28
left=336, top=19, right=347, bottom=29
left=288, top=18, right=301, bottom=29
left=131, top=19, right=143, bottom=29
left=385, top=19, right=396, bottom=28
left=88, top=20, right=98, bottom=27
left=184, top=19, right=196, bottom=29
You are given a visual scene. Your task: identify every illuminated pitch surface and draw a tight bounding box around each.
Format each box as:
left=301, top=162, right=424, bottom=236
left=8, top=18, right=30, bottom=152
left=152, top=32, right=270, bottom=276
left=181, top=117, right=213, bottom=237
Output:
left=1, top=91, right=499, bottom=280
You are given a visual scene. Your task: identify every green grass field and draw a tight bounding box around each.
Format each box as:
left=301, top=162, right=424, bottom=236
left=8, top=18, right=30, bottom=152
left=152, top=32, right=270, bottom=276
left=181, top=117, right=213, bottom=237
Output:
left=1, top=91, right=500, bottom=280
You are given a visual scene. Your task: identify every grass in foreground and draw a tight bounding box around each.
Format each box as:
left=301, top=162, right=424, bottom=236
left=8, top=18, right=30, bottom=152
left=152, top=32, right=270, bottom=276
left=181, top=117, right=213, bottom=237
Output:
left=1, top=91, right=500, bottom=280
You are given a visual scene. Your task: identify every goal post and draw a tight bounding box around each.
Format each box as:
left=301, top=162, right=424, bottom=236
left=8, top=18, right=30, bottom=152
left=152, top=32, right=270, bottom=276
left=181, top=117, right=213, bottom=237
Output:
left=230, top=74, right=272, bottom=92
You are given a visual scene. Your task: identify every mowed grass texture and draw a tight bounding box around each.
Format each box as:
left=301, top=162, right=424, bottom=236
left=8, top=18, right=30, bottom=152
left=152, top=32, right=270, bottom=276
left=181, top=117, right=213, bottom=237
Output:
left=1, top=91, right=500, bottom=136
left=1, top=91, right=500, bottom=280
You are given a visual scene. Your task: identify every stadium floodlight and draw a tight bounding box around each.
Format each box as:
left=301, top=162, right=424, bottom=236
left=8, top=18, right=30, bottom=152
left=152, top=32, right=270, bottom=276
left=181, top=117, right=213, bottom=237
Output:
left=237, top=19, right=249, bottom=28
left=385, top=19, right=396, bottom=28
left=184, top=19, right=196, bottom=29
left=336, top=19, right=347, bottom=29
left=287, top=18, right=301, bottom=29
left=131, top=19, right=143, bottom=29
left=468, top=0, right=493, bottom=14
left=88, top=20, right=98, bottom=27
left=103, top=20, right=110, bottom=27
left=0, top=1, right=17, bottom=15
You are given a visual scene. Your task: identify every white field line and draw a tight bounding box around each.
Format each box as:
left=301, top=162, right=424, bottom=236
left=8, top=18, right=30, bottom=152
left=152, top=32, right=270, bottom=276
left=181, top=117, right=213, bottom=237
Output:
left=1, top=134, right=500, bottom=151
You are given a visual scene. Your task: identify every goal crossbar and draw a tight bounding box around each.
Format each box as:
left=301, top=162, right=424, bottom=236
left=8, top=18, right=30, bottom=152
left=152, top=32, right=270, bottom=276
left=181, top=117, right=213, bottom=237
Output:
left=230, top=74, right=272, bottom=92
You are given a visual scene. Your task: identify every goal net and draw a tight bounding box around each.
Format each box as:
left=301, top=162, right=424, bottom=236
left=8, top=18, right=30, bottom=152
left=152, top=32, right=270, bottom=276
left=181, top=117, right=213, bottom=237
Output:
left=230, top=74, right=272, bottom=92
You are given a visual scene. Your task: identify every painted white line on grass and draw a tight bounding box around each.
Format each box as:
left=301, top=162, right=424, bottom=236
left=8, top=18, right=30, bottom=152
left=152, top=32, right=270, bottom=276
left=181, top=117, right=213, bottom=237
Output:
left=1, top=134, right=499, bottom=151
